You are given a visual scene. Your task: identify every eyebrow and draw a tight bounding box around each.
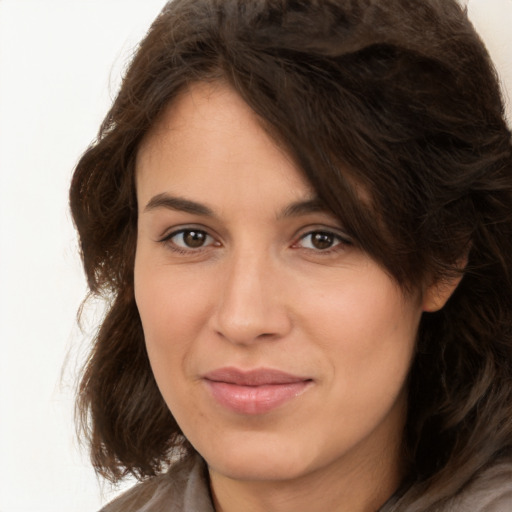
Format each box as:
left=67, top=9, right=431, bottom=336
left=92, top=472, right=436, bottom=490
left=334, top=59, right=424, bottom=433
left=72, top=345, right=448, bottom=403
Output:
left=277, top=198, right=330, bottom=219
left=143, top=193, right=329, bottom=219
left=143, top=193, right=214, bottom=216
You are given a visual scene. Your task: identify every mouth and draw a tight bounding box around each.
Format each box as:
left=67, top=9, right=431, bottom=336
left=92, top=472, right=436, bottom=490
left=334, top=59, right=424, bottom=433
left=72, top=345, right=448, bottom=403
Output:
left=202, top=367, right=313, bottom=415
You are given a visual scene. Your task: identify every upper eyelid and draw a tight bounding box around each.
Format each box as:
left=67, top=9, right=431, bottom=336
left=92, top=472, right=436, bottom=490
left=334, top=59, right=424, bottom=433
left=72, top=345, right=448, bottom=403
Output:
left=158, top=224, right=218, bottom=242
left=294, top=225, right=352, bottom=242
left=299, top=231, right=346, bottom=242
left=294, top=232, right=350, bottom=250
left=158, top=228, right=219, bottom=254
left=162, top=227, right=212, bottom=239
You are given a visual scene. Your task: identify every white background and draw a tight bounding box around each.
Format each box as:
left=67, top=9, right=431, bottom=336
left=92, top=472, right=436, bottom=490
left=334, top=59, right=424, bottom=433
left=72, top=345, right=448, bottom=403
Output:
left=0, top=1, right=511, bottom=511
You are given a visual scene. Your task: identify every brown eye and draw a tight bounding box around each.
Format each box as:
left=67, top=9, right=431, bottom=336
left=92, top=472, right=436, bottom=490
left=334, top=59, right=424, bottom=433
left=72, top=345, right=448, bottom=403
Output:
left=183, top=230, right=208, bottom=248
left=310, top=232, right=335, bottom=250
left=298, top=231, right=348, bottom=251
left=166, top=229, right=214, bottom=249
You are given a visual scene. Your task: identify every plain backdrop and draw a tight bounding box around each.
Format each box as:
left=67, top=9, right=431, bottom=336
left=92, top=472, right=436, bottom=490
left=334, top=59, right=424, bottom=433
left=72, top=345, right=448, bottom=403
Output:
left=0, top=0, right=510, bottom=511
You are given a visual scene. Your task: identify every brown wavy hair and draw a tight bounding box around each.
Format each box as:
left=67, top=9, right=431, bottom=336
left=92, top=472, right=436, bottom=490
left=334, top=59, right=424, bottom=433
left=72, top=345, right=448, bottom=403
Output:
left=70, top=0, right=512, bottom=509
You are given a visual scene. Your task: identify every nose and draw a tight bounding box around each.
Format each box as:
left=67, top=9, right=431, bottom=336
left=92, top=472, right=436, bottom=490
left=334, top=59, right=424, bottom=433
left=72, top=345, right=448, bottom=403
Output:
left=211, top=250, right=292, bottom=345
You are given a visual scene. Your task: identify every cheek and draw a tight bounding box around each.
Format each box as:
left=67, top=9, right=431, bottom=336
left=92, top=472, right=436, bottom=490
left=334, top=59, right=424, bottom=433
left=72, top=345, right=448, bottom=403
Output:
left=135, top=250, right=210, bottom=330
left=133, top=254, right=214, bottom=380
left=301, top=272, right=420, bottom=403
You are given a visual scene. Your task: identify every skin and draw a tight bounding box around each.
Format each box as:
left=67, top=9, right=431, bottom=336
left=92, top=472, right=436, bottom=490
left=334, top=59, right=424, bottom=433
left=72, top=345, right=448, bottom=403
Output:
left=134, top=82, right=456, bottom=512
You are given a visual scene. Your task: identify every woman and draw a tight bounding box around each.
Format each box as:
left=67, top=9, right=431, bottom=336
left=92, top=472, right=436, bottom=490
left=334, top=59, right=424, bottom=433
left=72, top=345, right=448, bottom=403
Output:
left=70, top=0, right=512, bottom=510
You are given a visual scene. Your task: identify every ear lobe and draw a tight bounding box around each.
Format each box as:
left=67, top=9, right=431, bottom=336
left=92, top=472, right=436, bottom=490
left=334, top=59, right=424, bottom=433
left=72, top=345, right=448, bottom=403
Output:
left=422, top=273, right=464, bottom=312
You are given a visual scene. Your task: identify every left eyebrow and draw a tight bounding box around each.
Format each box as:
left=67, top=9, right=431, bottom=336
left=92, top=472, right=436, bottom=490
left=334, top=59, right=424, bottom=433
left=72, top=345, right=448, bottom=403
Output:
left=277, top=198, right=330, bottom=219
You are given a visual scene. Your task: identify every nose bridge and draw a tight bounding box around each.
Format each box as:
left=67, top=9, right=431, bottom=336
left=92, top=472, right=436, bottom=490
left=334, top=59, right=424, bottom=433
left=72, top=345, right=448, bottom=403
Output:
left=213, top=243, right=290, bottom=344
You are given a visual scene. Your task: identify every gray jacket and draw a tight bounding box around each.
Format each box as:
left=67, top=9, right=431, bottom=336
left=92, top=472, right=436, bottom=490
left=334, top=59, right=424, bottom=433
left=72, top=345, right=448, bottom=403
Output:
left=101, top=454, right=512, bottom=512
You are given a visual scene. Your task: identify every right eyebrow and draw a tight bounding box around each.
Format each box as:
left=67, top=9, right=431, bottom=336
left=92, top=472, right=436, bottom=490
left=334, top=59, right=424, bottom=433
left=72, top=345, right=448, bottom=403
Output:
left=143, top=193, right=214, bottom=216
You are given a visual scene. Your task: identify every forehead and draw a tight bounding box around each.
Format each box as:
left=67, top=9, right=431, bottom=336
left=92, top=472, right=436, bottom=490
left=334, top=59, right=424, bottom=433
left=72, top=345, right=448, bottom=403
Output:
left=135, top=81, right=316, bottom=209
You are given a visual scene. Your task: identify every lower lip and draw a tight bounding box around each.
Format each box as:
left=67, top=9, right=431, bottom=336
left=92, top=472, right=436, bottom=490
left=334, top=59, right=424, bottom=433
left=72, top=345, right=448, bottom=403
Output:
left=204, top=380, right=312, bottom=415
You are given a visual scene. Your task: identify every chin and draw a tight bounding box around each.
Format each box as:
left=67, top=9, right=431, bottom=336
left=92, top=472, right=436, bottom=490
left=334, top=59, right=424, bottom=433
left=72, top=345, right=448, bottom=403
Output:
left=195, top=432, right=323, bottom=482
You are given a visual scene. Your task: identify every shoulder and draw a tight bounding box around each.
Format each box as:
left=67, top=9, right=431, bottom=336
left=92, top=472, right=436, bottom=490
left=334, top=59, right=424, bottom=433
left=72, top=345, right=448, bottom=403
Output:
left=99, top=454, right=214, bottom=512
left=382, top=460, right=512, bottom=512
left=449, top=460, right=512, bottom=512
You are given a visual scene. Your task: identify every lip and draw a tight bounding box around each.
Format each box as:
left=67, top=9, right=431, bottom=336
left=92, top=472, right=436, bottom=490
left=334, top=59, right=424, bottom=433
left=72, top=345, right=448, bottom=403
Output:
left=202, top=367, right=313, bottom=415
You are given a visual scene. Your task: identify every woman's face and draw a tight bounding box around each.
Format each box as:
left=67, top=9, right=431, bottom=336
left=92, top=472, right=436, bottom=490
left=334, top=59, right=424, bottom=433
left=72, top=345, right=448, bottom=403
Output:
left=134, top=82, right=425, bottom=485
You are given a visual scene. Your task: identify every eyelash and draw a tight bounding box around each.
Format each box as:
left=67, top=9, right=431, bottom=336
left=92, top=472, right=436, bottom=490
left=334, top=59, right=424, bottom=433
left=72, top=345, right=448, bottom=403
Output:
left=294, top=230, right=352, bottom=254
left=159, top=228, right=218, bottom=255
left=158, top=228, right=352, bottom=255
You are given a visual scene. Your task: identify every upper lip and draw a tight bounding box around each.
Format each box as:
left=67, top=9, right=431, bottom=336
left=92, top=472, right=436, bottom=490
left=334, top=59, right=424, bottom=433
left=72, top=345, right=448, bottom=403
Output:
left=203, top=367, right=310, bottom=386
